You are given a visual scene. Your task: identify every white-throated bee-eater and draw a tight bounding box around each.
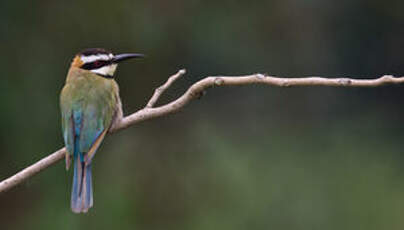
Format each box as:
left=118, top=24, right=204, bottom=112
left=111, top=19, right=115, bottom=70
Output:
left=60, top=48, right=143, bottom=213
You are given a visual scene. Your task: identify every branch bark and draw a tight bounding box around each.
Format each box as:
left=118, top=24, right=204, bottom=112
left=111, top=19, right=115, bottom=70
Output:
left=1, top=70, right=403, bottom=193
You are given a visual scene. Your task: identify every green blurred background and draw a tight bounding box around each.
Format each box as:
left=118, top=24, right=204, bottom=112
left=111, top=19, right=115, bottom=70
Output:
left=1, top=0, right=404, bottom=229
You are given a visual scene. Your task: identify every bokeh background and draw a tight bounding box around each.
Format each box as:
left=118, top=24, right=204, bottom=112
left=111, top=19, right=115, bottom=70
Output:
left=1, top=0, right=404, bottom=229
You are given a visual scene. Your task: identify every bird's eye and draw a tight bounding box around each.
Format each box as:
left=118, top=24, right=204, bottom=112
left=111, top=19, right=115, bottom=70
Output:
left=93, top=61, right=101, bottom=67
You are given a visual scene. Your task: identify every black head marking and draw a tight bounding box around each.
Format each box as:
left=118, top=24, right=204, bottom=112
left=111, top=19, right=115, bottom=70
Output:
left=79, top=48, right=112, bottom=56
left=74, top=48, right=143, bottom=79
left=76, top=48, right=116, bottom=78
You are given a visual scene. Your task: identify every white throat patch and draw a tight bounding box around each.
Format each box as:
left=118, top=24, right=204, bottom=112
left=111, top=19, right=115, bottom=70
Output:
left=90, top=64, right=117, bottom=77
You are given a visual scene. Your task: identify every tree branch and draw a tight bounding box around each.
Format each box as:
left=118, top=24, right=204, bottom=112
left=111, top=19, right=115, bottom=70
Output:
left=145, top=69, right=186, bottom=108
left=1, top=70, right=403, bottom=193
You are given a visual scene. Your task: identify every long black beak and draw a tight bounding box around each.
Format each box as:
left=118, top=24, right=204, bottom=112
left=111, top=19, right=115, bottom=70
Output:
left=112, top=53, right=144, bottom=63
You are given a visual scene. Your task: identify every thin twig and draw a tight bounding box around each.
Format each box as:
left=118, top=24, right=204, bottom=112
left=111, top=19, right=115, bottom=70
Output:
left=1, top=71, right=404, bottom=193
left=146, top=69, right=186, bottom=108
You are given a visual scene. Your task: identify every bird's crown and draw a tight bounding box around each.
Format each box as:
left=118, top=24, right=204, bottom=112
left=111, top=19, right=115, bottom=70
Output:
left=71, top=48, right=143, bottom=78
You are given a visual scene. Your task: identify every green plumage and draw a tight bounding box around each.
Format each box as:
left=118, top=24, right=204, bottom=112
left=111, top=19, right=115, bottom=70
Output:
left=60, top=48, right=140, bottom=213
left=61, top=67, right=119, bottom=158
left=60, top=66, right=120, bottom=213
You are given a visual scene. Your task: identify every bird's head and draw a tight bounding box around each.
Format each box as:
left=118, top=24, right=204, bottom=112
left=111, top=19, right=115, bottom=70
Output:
left=71, top=48, right=144, bottom=78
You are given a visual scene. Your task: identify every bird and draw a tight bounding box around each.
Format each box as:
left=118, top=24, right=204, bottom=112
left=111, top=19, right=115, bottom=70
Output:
left=60, top=48, right=143, bottom=213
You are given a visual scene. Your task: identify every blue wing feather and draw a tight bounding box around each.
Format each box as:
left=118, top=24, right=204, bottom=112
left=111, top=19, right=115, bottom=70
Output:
left=68, top=105, right=104, bottom=213
left=61, top=76, right=117, bottom=213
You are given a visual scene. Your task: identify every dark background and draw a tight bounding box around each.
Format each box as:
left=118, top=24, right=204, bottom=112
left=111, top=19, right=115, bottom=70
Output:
left=1, top=0, right=404, bottom=229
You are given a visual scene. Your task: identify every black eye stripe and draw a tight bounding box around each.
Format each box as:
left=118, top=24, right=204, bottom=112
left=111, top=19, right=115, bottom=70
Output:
left=81, top=60, right=111, bottom=70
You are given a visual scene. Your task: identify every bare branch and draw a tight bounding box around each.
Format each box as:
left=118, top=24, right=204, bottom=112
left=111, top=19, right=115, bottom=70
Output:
left=1, top=70, right=404, bottom=193
left=0, top=148, right=66, bottom=193
left=146, top=69, right=186, bottom=108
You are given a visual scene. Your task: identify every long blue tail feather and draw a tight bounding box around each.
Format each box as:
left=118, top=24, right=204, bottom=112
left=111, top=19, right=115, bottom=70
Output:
left=71, top=135, right=93, bottom=213
left=71, top=153, right=93, bottom=213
